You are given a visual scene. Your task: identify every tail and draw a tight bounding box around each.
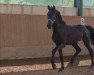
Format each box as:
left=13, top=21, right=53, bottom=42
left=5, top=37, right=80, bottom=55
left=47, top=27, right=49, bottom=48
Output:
left=80, top=18, right=94, bottom=45
left=85, top=26, right=94, bottom=45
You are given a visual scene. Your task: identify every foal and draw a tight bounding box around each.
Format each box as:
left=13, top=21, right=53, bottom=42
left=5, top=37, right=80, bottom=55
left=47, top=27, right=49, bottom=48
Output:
left=47, top=6, right=94, bottom=71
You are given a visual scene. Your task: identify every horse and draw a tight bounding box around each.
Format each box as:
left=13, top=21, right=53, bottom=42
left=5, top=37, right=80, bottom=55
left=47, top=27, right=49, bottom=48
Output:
left=47, top=5, right=94, bottom=71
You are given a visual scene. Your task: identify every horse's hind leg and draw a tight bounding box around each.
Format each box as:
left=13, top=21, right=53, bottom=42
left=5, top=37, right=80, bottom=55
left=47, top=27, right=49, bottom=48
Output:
left=70, top=43, right=81, bottom=66
left=83, top=37, right=94, bottom=67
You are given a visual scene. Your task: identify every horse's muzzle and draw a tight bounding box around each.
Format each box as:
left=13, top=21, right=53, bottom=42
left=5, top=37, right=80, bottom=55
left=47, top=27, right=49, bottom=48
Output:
left=47, top=24, right=51, bottom=29
left=91, top=40, right=94, bottom=45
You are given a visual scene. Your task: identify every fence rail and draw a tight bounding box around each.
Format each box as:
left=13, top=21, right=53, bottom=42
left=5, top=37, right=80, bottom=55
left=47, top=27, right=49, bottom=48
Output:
left=0, top=4, right=77, bottom=16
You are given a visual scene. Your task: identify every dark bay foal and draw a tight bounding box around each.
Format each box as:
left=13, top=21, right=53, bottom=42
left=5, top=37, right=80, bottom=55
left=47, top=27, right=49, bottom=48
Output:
left=47, top=6, right=94, bottom=71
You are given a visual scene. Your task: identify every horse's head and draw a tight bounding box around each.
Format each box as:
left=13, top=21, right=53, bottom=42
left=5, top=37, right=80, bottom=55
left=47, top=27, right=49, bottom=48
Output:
left=47, top=5, right=65, bottom=29
left=47, top=5, right=57, bottom=29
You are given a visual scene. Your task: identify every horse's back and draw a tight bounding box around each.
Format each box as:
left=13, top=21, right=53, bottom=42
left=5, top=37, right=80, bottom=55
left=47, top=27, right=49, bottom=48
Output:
left=57, top=25, right=83, bottom=45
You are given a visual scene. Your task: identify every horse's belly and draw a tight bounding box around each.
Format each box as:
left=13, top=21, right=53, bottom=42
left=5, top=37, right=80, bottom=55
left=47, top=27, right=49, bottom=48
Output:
left=66, top=34, right=82, bottom=45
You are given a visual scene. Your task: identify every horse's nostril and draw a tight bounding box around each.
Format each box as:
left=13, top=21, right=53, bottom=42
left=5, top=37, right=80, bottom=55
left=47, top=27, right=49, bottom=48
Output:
left=92, top=41, right=94, bottom=45
left=47, top=24, right=51, bottom=29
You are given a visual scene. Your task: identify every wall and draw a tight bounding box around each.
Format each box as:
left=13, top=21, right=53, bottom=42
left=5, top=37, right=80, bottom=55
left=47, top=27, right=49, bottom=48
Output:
left=83, top=8, right=94, bottom=16
left=1, top=4, right=94, bottom=16
left=0, top=14, right=94, bottom=60
left=0, top=4, right=78, bottom=16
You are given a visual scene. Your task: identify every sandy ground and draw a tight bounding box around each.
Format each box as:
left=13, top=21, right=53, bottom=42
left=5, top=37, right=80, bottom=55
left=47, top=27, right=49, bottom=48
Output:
left=0, top=55, right=94, bottom=75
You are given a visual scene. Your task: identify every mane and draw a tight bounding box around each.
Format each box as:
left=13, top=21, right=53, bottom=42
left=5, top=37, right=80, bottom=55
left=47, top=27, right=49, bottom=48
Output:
left=56, top=10, right=66, bottom=25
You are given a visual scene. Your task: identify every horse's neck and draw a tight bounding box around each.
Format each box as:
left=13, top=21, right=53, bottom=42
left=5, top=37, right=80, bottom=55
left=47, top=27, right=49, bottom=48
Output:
left=57, top=13, right=66, bottom=25
left=56, top=19, right=66, bottom=28
left=52, top=16, right=66, bottom=34
left=52, top=21, right=65, bottom=34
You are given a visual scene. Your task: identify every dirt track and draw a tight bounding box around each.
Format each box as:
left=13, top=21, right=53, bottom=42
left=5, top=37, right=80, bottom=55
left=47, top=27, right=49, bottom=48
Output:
left=0, top=55, right=94, bottom=75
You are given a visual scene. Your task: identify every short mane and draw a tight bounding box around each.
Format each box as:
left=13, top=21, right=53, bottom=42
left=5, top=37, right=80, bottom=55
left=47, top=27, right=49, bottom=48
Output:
left=57, top=10, right=66, bottom=25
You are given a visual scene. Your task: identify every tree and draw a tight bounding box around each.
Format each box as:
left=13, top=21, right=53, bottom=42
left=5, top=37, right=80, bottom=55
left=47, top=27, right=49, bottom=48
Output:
left=18, top=0, right=24, bottom=4
left=4, top=0, right=11, bottom=3
left=44, top=0, right=59, bottom=5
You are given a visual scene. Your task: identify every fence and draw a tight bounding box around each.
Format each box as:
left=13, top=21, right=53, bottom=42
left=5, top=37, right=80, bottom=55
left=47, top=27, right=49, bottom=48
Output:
left=83, top=8, right=94, bottom=16
left=0, top=14, right=94, bottom=60
left=0, top=4, right=94, bottom=16
left=0, top=4, right=78, bottom=16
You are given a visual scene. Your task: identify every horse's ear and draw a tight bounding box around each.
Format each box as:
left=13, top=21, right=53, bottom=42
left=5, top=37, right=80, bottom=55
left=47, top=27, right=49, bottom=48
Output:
left=48, top=5, right=51, bottom=10
left=53, top=5, right=55, bottom=10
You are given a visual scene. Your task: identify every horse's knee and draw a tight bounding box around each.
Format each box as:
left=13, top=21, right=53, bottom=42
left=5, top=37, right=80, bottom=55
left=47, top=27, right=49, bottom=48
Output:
left=59, top=43, right=65, bottom=49
left=52, top=48, right=57, bottom=55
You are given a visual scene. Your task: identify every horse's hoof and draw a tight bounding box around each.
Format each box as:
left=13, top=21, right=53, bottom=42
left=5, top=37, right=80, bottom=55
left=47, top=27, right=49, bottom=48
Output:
left=52, top=64, right=57, bottom=69
left=58, top=68, right=64, bottom=72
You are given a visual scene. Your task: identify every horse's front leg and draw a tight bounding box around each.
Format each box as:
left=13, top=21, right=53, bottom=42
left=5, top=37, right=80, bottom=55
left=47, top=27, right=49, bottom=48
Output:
left=57, top=43, right=65, bottom=71
left=58, top=48, right=64, bottom=72
left=51, top=47, right=58, bottom=69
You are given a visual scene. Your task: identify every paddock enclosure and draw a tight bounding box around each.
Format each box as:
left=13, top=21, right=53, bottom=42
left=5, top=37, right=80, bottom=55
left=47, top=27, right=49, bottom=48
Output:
left=0, top=4, right=94, bottom=60
left=0, top=3, right=94, bottom=75
left=0, top=14, right=94, bottom=60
